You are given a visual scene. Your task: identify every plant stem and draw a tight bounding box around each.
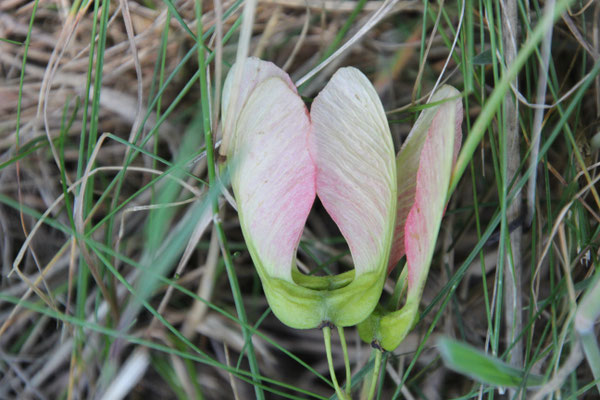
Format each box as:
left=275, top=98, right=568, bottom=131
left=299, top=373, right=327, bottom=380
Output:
left=338, top=326, right=352, bottom=396
left=323, top=325, right=348, bottom=400
left=366, top=349, right=382, bottom=400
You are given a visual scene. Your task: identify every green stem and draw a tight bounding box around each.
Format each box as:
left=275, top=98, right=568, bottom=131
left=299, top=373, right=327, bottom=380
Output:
left=388, top=264, right=408, bottom=310
left=14, top=0, right=39, bottom=149
left=366, top=349, right=382, bottom=400
left=323, top=325, right=348, bottom=400
left=195, top=1, right=264, bottom=399
left=338, top=326, right=352, bottom=396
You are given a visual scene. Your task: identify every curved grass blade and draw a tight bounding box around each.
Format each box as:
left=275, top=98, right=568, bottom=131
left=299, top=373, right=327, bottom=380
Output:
left=438, top=337, right=545, bottom=388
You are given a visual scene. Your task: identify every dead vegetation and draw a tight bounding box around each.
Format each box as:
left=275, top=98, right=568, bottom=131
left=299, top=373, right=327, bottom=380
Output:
left=1, top=0, right=600, bottom=399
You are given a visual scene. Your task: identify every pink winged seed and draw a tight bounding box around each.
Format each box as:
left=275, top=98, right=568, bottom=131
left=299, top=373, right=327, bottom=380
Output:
left=310, top=68, right=397, bottom=276
left=388, top=86, right=463, bottom=272
left=221, top=57, right=296, bottom=156
left=403, top=88, right=463, bottom=291
left=231, top=77, right=316, bottom=282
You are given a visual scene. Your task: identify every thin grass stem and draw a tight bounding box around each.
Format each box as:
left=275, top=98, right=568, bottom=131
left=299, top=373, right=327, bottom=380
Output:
left=366, top=349, right=382, bottom=400
left=323, top=325, right=348, bottom=400
left=337, top=326, right=352, bottom=397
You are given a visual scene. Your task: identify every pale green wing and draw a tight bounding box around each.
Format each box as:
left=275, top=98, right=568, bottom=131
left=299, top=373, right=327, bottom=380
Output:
left=359, top=85, right=463, bottom=350
left=404, top=87, right=462, bottom=299
left=231, top=77, right=315, bottom=282
left=310, top=67, right=397, bottom=277
left=389, top=85, right=463, bottom=270
left=221, top=57, right=295, bottom=156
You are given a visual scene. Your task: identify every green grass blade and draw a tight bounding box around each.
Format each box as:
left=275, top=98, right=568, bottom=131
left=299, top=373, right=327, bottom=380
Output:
left=438, top=337, right=545, bottom=387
